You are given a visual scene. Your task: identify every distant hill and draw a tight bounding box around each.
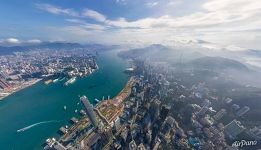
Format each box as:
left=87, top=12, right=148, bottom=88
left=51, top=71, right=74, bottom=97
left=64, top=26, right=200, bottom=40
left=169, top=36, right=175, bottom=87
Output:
left=119, top=44, right=250, bottom=72
left=187, top=56, right=249, bottom=71
left=242, top=49, right=261, bottom=57
left=118, top=44, right=171, bottom=59
left=118, top=44, right=203, bottom=63
left=0, top=46, right=26, bottom=55
left=0, top=42, right=114, bottom=55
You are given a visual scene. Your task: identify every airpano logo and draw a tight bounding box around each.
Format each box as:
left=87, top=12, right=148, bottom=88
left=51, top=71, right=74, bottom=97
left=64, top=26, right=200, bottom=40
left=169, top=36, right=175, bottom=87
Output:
left=232, top=140, right=257, bottom=148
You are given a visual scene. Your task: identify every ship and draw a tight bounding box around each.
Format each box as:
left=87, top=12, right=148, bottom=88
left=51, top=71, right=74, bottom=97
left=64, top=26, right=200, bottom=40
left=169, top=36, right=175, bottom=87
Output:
left=44, top=79, right=52, bottom=85
left=124, top=67, right=134, bottom=74
left=59, top=77, right=65, bottom=81
left=95, top=98, right=100, bottom=103
left=53, top=78, right=59, bottom=83
left=64, top=77, right=76, bottom=86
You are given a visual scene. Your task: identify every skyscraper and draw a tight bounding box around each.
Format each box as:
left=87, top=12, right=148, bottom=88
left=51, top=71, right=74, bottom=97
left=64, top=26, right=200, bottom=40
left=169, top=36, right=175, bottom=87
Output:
left=224, top=120, right=245, bottom=139
left=150, top=99, right=161, bottom=121
left=197, top=106, right=209, bottom=116
left=213, top=109, right=227, bottom=121
left=129, top=140, right=137, bottom=150
left=0, top=79, right=11, bottom=90
left=236, top=106, right=250, bottom=117
left=114, top=117, right=121, bottom=132
left=160, top=105, right=171, bottom=121
left=80, top=95, right=98, bottom=128
left=197, top=99, right=211, bottom=116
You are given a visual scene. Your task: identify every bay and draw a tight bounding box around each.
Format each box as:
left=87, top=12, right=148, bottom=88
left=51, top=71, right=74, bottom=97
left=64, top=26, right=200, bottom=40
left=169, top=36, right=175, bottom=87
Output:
left=0, top=50, right=129, bottom=150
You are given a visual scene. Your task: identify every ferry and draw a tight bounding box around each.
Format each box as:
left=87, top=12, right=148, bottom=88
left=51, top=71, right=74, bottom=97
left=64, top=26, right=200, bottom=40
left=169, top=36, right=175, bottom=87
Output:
left=44, top=138, right=56, bottom=149
left=95, top=98, right=100, bottom=103
left=124, top=67, right=134, bottom=73
left=59, top=77, right=65, bottom=81
left=17, top=128, right=25, bottom=132
left=64, top=77, right=76, bottom=86
left=53, top=78, right=59, bottom=83
left=44, top=79, right=52, bottom=85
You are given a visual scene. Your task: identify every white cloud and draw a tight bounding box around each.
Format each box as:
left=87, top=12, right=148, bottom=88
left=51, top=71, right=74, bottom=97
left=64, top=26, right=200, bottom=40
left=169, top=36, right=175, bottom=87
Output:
left=27, top=39, right=42, bottom=44
left=82, top=9, right=107, bottom=22
left=145, top=2, right=159, bottom=8
left=65, top=19, right=107, bottom=31
left=65, top=19, right=86, bottom=24
left=5, top=38, right=21, bottom=44
left=115, top=0, right=127, bottom=5
left=36, top=3, right=79, bottom=17
left=167, top=0, right=181, bottom=6
left=35, top=1, right=261, bottom=49
left=0, top=38, right=43, bottom=45
left=104, top=0, right=261, bottom=30
left=116, top=0, right=125, bottom=2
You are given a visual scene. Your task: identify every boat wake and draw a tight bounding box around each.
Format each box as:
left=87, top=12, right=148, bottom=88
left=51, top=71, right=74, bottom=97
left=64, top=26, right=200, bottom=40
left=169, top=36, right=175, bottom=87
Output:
left=17, top=120, right=59, bottom=133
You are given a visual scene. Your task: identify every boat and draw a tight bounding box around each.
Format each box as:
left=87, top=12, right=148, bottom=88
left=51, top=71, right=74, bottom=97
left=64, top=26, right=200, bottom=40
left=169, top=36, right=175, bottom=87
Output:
left=74, top=109, right=78, bottom=113
left=44, top=79, right=52, bottom=85
left=44, top=138, right=55, bottom=149
left=124, top=67, right=134, bottom=73
left=53, top=78, right=59, bottom=83
left=59, top=77, right=65, bottom=81
left=17, top=128, right=25, bottom=132
left=95, top=98, right=100, bottom=103
left=63, top=106, right=67, bottom=110
left=64, top=77, right=76, bottom=86
left=80, top=110, right=86, bottom=116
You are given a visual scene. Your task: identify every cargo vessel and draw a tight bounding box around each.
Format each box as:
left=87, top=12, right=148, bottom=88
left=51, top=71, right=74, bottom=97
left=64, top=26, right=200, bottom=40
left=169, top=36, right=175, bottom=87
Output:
left=64, top=77, right=76, bottom=86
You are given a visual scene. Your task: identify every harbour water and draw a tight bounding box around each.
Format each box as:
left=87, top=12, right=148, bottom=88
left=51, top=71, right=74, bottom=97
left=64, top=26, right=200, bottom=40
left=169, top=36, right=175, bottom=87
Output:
left=0, top=50, right=129, bottom=150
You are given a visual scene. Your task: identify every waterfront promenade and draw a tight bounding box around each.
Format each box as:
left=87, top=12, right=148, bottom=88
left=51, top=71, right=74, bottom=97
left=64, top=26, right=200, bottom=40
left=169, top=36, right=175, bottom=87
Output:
left=56, top=76, right=136, bottom=148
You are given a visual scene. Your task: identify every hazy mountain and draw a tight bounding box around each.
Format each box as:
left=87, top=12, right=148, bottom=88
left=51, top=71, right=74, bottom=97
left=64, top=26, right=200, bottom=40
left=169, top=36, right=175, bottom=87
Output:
left=240, top=49, right=261, bottom=57
left=118, top=44, right=204, bottom=64
left=0, top=42, right=115, bottom=55
left=0, top=46, right=26, bottom=55
left=118, top=44, right=171, bottom=59
left=187, top=56, right=249, bottom=72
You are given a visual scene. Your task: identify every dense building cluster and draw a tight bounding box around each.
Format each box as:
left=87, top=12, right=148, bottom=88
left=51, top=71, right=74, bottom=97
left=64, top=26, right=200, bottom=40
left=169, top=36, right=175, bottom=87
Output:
left=45, top=59, right=259, bottom=150
left=0, top=48, right=98, bottom=100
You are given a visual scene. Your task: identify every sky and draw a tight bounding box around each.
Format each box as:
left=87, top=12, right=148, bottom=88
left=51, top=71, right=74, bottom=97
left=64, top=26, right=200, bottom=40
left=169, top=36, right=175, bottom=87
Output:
left=0, top=0, right=261, bottom=49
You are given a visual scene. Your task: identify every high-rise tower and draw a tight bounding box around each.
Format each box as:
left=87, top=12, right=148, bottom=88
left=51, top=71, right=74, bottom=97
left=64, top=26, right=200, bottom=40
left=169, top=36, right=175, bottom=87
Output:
left=80, top=95, right=98, bottom=128
left=224, top=120, right=245, bottom=139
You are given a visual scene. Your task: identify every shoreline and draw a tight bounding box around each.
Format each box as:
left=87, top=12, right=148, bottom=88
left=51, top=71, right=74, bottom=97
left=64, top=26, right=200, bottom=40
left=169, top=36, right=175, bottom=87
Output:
left=0, top=65, right=99, bottom=101
left=0, top=78, right=42, bottom=101
left=57, top=76, right=135, bottom=143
